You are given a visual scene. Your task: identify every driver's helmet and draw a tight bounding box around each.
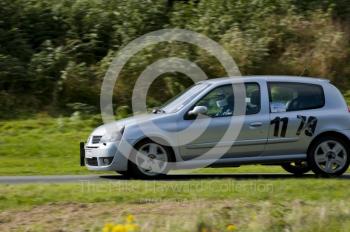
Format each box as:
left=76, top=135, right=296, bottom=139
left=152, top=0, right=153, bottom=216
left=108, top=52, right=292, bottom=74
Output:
left=216, top=91, right=228, bottom=108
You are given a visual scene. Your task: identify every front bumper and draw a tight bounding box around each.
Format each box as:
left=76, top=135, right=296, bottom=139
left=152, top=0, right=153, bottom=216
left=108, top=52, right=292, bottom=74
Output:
left=80, top=140, right=128, bottom=171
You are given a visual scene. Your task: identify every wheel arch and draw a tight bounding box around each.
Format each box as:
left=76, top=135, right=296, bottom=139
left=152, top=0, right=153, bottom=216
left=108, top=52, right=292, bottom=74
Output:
left=307, top=131, right=350, bottom=155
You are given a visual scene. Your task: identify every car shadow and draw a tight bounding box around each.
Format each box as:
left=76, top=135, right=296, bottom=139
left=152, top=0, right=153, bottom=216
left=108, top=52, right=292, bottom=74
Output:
left=99, top=173, right=350, bottom=181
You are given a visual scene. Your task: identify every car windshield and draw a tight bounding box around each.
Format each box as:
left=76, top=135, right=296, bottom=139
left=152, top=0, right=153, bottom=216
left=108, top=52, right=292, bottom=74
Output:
left=160, top=83, right=210, bottom=113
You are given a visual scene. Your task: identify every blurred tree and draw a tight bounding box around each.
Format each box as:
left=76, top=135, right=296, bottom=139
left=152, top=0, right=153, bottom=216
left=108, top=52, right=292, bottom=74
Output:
left=1, top=0, right=350, bottom=118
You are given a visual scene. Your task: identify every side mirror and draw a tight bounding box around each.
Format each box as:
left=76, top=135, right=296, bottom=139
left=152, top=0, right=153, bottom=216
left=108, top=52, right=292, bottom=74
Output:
left=188, top=106, right=208, bottom=116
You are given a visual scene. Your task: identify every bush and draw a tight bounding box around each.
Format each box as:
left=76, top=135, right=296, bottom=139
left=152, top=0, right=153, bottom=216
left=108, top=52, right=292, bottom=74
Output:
left=1, top=0, right=350, bottom=118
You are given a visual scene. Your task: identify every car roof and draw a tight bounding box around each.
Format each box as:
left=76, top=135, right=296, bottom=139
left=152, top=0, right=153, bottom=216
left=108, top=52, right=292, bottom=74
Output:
left=199, top=75, right=330, bottom=85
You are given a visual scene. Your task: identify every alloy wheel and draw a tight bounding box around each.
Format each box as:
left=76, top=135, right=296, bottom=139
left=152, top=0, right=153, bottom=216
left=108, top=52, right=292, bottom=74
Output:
left=314, top=140, right=347, bottom=174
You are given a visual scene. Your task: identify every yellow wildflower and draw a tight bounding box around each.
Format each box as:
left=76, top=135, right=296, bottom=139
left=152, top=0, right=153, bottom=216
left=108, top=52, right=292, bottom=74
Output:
left=227, top=224, right=237, bottom=231
left=112, top=224, right=127, bottom=232
left=101, top=214, right=140, bottom=232
left=126, top=214, right=135, bottom=224
left=125, top=223, right=140, bottom=231
left=102, top=223, right=114, bottom=232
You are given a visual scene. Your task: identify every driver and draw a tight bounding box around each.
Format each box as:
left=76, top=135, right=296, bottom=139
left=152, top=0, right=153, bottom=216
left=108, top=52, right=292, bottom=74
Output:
left=215, top=92, right=233, bottom=117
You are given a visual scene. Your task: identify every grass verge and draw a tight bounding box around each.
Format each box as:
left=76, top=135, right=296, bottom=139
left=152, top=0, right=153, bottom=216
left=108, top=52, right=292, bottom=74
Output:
left=0, top=178, right=350, bottom=231
left=0, top=115, right=285, bottom=175
left=0, top=116, right=97, bottom=175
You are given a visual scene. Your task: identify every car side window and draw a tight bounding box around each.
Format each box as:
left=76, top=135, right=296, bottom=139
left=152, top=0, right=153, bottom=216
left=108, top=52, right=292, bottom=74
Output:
left=196, top=85, right=234, bottom=117
left=245, top=83, right=261, bottom=115
left=194, top=83, right=261, bottom=117
left=268, top=82, right=325, bottom=112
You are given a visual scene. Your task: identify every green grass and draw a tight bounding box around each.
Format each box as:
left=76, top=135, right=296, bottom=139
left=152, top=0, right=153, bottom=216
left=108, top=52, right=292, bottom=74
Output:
left=2, top=116, right=350, bottom=231
left=1, top=114, right=350, bottom=176
left=0, top=115, right=286, bottom=176
left=1, top=178, right=350, bottom=231
left=0, top=115, right=349, bottom=231
left=0, top=115, right=100, bottom=175
left=0, top=179, right=347, bottom=210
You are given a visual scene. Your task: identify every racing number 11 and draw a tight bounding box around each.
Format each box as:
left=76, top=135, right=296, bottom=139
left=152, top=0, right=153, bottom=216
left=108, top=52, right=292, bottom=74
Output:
left=270, top=117, right=289, bottom=137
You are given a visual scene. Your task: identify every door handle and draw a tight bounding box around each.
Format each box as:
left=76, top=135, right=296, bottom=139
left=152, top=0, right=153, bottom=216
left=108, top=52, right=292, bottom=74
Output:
left=250, top=122, right=263, bottom=127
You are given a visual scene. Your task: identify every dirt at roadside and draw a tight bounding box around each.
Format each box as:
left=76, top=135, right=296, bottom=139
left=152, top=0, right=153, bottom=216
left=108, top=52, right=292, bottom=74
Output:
left=0, top=200, right=233, bottom=232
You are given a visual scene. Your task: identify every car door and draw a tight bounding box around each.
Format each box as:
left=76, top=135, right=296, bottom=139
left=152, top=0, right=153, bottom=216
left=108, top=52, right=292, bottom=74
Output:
left=263, top=82, right=325, bottom=157
left=178, top=81, right=270, bottom=161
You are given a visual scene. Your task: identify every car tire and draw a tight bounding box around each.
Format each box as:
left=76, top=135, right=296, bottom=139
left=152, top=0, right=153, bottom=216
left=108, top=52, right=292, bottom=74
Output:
left=128, top=140, right=172, bottom=179
left=281, top=161, right=310, bottom=175
left=308, top=135, right=350, bottom=177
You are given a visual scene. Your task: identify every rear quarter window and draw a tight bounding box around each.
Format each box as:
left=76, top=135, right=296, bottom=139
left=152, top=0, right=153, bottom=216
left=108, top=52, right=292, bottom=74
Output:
left=268, top=82, right=325, bottom=112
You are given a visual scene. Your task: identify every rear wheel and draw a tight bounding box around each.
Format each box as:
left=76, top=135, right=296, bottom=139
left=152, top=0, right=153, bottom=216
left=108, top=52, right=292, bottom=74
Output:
left=128, top=140, right=172, bottom=179
left=308, top=136, right=350, bottom=177
left=281, top=161, right=310, bottom=175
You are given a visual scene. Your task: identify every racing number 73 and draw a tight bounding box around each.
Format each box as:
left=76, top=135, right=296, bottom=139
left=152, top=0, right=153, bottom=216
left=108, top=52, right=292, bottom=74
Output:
left=296, top=115, right=317, bottom=137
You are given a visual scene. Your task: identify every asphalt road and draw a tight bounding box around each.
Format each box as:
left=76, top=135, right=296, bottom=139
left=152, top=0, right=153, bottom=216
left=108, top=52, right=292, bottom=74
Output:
left=0, top=173, right=349, bottom=184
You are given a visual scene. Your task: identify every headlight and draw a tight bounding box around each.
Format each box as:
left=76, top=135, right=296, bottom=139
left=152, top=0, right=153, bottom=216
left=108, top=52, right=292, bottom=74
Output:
left=100, top=127, right=124, bottom=143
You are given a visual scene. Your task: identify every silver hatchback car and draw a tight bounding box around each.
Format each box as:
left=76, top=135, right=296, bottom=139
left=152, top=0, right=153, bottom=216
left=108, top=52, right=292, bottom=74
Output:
left=81, top=76, right=350, bottom=178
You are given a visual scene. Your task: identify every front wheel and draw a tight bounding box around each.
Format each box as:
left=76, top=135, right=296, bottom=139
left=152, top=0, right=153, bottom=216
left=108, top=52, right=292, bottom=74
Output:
left=308, top=136, right=350, bottom=177
left=281, top=161, right=310, bottom=175
left=128, top=140, right=172, bottom=179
